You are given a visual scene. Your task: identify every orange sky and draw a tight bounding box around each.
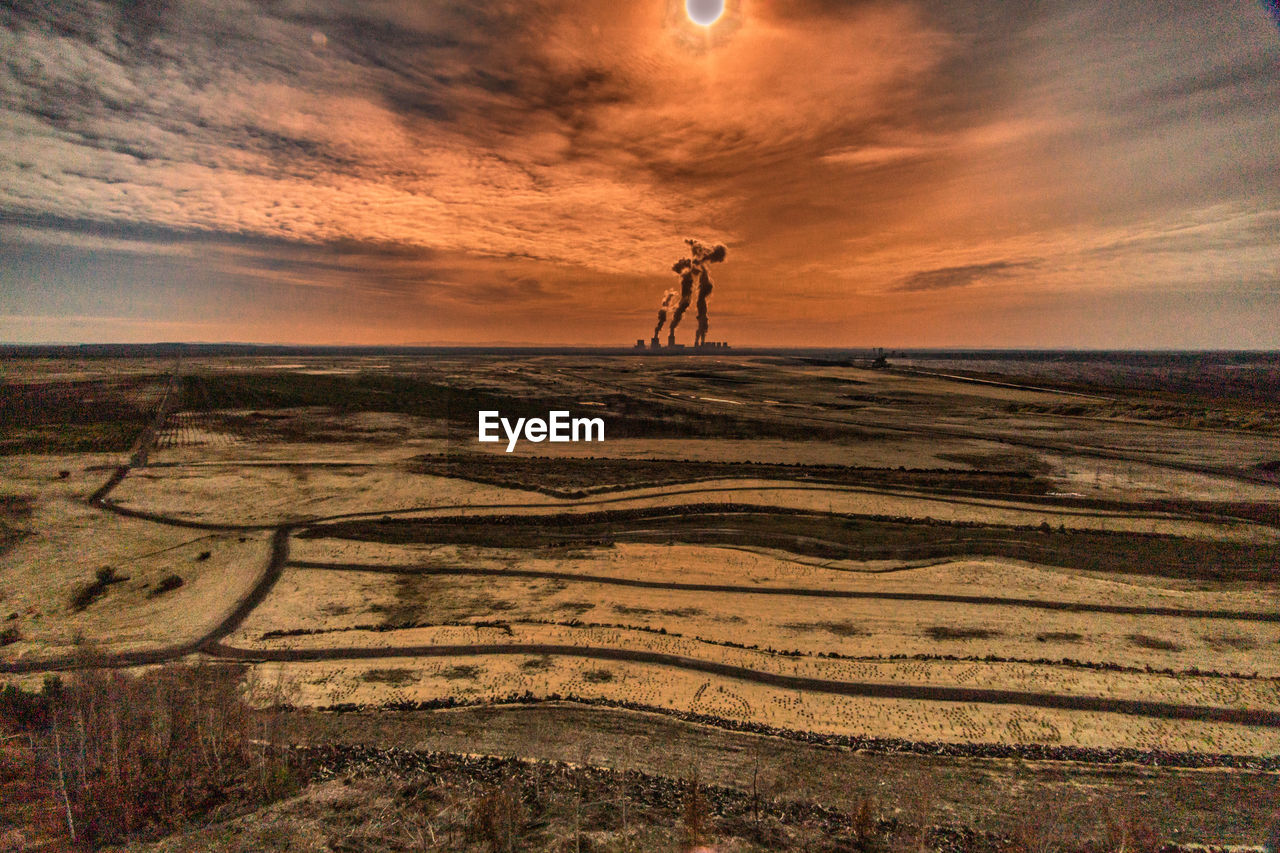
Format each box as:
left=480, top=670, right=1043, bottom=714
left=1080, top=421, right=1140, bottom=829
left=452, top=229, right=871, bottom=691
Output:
left=1, top=0, right=1278, bottom=346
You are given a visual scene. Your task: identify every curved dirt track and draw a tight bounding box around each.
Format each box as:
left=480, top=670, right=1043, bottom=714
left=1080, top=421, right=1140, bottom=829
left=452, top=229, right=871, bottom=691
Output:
left=287, top=560, right=1280, bottom=622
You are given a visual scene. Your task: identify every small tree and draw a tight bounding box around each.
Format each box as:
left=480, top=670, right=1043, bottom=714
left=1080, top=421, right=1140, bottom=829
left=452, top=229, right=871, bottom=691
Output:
left=680, top=769, right=711, bottom=851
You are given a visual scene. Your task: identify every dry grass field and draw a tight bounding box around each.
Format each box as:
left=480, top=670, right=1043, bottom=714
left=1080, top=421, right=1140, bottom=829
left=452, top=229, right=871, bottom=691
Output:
left=2, top=348, right=1278, bottom=848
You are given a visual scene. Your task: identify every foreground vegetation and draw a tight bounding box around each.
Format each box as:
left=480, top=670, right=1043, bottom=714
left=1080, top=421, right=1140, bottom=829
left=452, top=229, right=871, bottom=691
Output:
left=0, top=665, right=1183, bottom=852
left=150, top=746, right=1179, bottom=853
left=0, top=664, right=299, bottom=850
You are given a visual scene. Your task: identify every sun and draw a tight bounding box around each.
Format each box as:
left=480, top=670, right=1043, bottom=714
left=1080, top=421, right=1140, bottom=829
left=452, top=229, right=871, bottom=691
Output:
left=685, top=0, right=725, bottom=27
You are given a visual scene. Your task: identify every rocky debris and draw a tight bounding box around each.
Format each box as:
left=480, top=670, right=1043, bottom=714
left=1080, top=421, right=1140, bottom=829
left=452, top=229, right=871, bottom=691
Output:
left=294, top=744, right=1202, bottom=853
left=301, top=745, right=939, bottom=847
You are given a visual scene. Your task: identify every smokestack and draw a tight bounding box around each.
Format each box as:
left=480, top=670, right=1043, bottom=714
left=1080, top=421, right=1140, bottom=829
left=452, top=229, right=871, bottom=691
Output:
left=685, top=240, right=726, bottom=267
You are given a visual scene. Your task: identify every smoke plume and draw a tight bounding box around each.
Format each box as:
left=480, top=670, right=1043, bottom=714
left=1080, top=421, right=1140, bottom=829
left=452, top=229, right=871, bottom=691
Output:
left=668, top=268, right=695, bottom=343
left=656, top=240, right=727, bottom=346
left=694, top=265, right=714, bottom=346
left=654, top=288, right=677, bottom=337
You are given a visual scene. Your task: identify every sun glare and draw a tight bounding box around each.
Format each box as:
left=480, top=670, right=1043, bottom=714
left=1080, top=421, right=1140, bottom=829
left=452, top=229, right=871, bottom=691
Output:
left=686, top=0, right=724, bottom=27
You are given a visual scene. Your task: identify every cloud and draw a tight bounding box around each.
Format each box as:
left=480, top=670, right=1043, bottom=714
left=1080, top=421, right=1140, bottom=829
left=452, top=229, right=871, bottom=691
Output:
left=0, top=1, right=694, bottom=272
left=820, top=144, right=929, bottom=170
left=0, top=0, right=957, bottom=281
left=1, top=0, right=1278, bottom=346
left=894, top=260, right=1034, bottom=293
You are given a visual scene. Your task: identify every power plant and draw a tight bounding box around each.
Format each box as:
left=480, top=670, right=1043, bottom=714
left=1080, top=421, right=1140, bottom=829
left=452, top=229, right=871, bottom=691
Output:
left=634, top=338, right=730, bottom=350
left=637, top=239, right=730, bottom=352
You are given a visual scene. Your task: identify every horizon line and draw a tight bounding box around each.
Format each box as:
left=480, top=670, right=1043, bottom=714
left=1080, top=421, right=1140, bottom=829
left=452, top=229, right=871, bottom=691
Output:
left=3, top=342, right=1279, bottom=355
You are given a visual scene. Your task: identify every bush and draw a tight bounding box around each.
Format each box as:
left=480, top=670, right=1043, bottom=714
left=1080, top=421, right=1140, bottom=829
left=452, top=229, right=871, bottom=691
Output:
left=850, top=796, right=878, bottom=850
left=152, top=575, right=185, bottom=596
left=583, top=668, right=615, bottom=683
left=71, top=567, right=129, bottom=611
left=1100, top=806, right=1162, bottom=853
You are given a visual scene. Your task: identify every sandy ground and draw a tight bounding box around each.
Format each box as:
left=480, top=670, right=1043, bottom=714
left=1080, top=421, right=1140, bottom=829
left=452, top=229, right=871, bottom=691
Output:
left=226, top=609, right=1280, bottom=707
left=0, top=455, right=271, bottom=658
left=230, top=572, right=1280, bottom=677
left=154, top=432, right=1280, bottom=506
left=242, top=654, right=1280, bottom=756
left=466, top=435, right=986, bottom=470
left=109, top=465, right=559, bottom=525
left=287, top=539, right=1280, bottom=604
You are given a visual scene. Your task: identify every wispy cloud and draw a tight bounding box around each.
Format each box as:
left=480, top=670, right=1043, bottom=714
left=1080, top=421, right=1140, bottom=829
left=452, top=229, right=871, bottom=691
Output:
left=894, top=260, right=1034, bottom=293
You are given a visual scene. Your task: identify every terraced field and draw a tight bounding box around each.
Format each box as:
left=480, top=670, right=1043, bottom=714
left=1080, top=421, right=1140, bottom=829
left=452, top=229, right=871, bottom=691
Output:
left=2, top=350, right=1278, bottom=843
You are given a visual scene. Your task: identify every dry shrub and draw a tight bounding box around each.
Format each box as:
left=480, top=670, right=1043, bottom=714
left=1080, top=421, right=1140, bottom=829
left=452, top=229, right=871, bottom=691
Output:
left=1100, top=806, right=1161, bottom=853
left=467, top=783, right=526, bottom=852
left=151, top=574, right=185, bottom=596
left=892, top=773, right=939, bottom=853
left=1127, top=634, right=1182, bottom=652
left=0, top=662, right=298, bottom=847
left=69, top=567, right=128, bottom=612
